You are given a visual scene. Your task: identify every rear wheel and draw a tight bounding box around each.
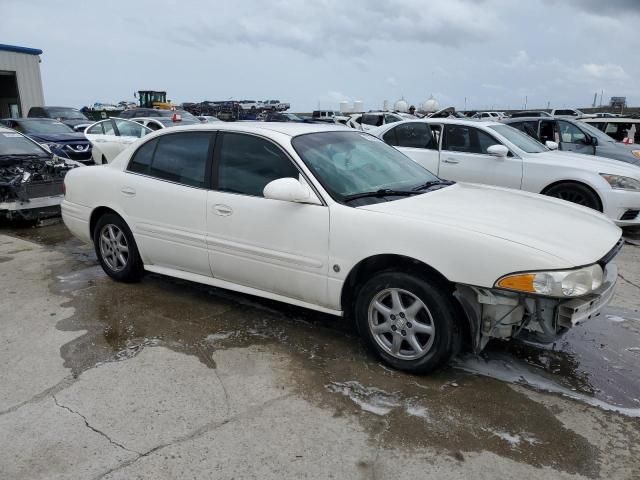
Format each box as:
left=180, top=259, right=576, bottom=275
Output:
left=354, top=272, right=456, bottom=374
left=544, top=182, right=601, bottom=211
left=93, top=213, right=144, bottom=282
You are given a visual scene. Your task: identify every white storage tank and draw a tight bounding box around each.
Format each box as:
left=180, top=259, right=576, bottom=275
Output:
left=394, top=98, right=408, bottom=112
left=353, top=100, right=364, bottom=112
left=339, top=101, right=350, bottom=113
left=423, top=97, right=439, bottom=113
left=383, top=100, right=390, bottom=111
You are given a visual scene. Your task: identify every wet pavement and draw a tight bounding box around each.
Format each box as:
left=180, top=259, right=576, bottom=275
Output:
left=1, top=220, right=639, bottom=479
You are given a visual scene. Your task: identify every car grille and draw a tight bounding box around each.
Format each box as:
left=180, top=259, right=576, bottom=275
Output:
left=24, top=180, right=64, bottom=199
left=620, top=209, right=639, bottom=221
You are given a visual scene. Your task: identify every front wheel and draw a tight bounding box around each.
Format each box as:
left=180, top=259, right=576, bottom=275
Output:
left=544, top=183, right=601, bottom=211
left=93, top=213, right=144, bottom=282
left=354, top=272, right=457, bottom=374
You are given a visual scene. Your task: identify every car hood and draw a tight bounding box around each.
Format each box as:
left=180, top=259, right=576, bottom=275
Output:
left=27, top=132, right=89, bottom=143
left=358, top=182, right=621, bottom=266
left=538, top=149, right=640, bottom=171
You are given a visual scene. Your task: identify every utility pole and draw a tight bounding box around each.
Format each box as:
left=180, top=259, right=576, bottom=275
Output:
left=524, top=96, right=528, bottom=110
left=599, top=90, right=603, bottom=107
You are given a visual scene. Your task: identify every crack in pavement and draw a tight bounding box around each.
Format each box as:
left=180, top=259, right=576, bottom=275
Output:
left=619, top=273, right=640, bottom=291
left=92, top=393, right=293, bottom=480
left=52, top=395, right=141, bottom=456
left=0, top=375, right=78, bottom=418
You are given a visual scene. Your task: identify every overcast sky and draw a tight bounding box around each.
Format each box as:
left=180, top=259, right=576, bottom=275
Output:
left=4, top=0, right=639, bottom=111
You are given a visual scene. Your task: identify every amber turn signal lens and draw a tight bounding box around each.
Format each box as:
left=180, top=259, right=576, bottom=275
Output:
left=496, top=274, right=536, bottom=293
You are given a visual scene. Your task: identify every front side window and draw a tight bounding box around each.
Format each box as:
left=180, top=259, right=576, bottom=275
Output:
left=129, top=132, right=211, bottom=188
left=216, top=133, right=299, bottom=197
left=292, top=131, right=440, bottom=202
left=558, top=120, right=586, bottom=144
left=102, top=120, right=116, bottom=136
left=443, top=125, right=500, bottom=154
left=384, top=114, right=401, bottom=124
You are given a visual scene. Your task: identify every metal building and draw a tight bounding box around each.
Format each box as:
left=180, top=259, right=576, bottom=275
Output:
left=0, top=44, right=45, bottom=118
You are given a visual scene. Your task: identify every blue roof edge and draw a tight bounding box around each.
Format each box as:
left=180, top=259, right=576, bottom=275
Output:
left=0, top=44, right=43, bottom=56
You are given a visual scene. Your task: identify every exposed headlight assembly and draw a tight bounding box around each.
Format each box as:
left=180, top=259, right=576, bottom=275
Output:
left=600, top=173, right=640, bottom=191
left=495, top=264, right=603, bottom=298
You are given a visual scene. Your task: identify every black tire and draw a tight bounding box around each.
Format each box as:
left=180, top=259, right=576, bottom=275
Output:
left=93, top=213, right=144, bottom=282
left=544, top=182, right=602, bottom=211
left=354, top=271, right=457, bottom=374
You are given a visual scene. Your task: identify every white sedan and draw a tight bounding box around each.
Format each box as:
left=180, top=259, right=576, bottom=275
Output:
left=62, top=123, right=621, bottom=373
left=84, top=118, right=151, bottom=164
left=371, top=118, right=640, bottom=226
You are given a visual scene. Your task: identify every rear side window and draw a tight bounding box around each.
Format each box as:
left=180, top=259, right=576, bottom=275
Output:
left=128, top=138, right=157, bottom=174
left=127, top=132, right=212, bottom=188
left=383, top=123, right=436, bottom=149
left=86, top=122, right=104, bottom=135
left=361, top=114, right=383, bottom=127
left=216, top=133, right=299, bottom=197
left=510, top=121, right=539, bottom=140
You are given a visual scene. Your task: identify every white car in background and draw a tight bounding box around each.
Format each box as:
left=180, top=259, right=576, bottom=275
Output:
left=62, top=123, right=621, bottom=373
left=84, top=118, right=151, bottom=164
left=551, top=108, right=597, bottom=119
left=471, top=111, right=503, bottom=121
left=371, top=118, right=640, bottom=225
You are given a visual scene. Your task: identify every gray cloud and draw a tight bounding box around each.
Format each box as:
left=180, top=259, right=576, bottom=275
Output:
left=165, top=0, right=501, bottom=57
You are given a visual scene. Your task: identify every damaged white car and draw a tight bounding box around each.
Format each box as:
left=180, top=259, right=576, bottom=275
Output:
left=1, top=126, right=81, bottom=220
left=62, top=124, right=621, bottom=373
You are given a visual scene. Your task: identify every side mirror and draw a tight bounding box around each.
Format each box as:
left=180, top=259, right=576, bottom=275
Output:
left=591, top=136, right=598, bottom=146
left=545, top=140, right=559, bottom=150
left=487, top=144, right=509, bottom=157
left=263, top=178, right=321, bottom=205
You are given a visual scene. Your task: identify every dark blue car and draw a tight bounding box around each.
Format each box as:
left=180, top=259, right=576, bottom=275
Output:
left=0, top=118, right=93, bottom=164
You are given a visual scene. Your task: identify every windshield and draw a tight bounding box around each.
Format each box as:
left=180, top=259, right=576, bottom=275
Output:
left=580, top=122, right=614, bottom=143
left=489, top=124, right=547, bottom=153
left=0, top=131, right=49, bottom=157
left=47, top=108, right=88, bottom=120
left=20, top=120, right=74, bottom=134
left=291, top=131, right=441, bottom=202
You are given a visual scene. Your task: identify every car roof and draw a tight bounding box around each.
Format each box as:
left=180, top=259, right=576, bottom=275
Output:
left=144, top=121, right=351, bottom=137
left=502, top=116, right=570, bottom=122
left=415, top=118, right=502, bottom=127
left=2, top=117, right=61, bottom=123
left=583, top=117, right=640, bottom=123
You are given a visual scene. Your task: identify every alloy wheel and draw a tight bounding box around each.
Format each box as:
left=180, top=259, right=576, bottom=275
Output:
left=99, top=224, right=129, bottom=272
left=367, top=288, right=436, bottom=360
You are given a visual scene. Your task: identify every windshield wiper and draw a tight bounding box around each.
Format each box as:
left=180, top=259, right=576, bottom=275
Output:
left=343, top=189, right=418, bottom=202
left=411, top=179, right=454, bottom=191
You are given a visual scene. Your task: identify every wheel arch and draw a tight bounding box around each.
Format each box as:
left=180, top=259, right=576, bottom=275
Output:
left=340, top=254, right=452, bottom=314
left=540, top=179, right=603, bottom=211
left=89, top=206, right=128, bottom=240
left=340, top=253, right=472, bottom=353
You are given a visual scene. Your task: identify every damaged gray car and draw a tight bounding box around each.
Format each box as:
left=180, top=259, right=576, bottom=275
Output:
left=0, top=126, right=81, bottom=220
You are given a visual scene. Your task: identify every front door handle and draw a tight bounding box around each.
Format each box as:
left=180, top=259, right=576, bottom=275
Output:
left=214, top=204, right=233, bottom=216
left=121, top=187, right=136, bottom=196
left=442, top=158, right=460, bottom=164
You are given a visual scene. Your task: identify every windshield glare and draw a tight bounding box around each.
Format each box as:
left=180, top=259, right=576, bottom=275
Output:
left=292, top=131, right=440, bottom=202
left=489, top=124, right=547, bottom=153
left=0, top=132, right=49, bottom=156
left=21, top=121, right=74, bottom=134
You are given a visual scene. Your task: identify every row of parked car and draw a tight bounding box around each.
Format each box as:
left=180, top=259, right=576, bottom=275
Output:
left=2, top=104, right=637, bottom=372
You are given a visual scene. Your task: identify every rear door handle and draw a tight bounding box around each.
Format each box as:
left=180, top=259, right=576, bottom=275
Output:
left=214, top=204, right=233, bottom=216
left=442, top=158, right=460, bottom=164
left=121, top=187, right=136, bottom=196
